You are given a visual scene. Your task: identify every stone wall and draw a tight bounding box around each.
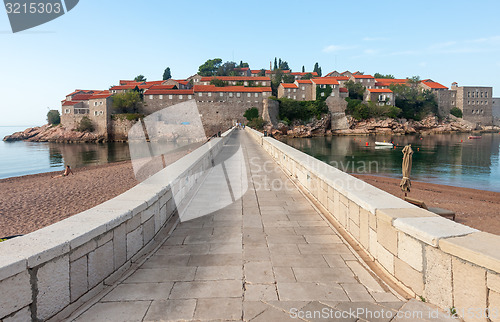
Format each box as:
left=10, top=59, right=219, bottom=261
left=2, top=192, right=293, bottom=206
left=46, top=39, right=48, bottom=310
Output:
left=493, top=98, right=500, bottom=126
left=108, top=117, right=139, bottom=141
left=246, top=127, right=500, bottom=322
left=262, top=98, right=279, bottom=126
left=0, top=128, right=234, bottom=321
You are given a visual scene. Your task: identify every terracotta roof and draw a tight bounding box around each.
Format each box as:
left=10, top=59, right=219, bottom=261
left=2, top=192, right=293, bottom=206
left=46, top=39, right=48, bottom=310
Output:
left=331, top=76, right=349, bottom=81
left=233, top=67, right=250, bottom=71
left=62, top=101, right=81, bottom=106
left=145, top=89, right=194, bottom=95
left=296, top=80, right=312, bottom=84
left=175, top=80, right=189, bottom=85
left=375, top=78, right=407, bottom=84
left=144, top=81, right=164, bottom=86
left=339, top=88, right=348, bottom=93
left=280, top=83, right=298, bottom=89
left=311, top=78, right=339, bottom=85
left=119, top=80, right=143, bottom=86
left=71, top=93, right=94, bottom=101
left=352, top=75, right=374, bottom=79
left=90, top=93, right=113, bottom=99
left=250, top=70, right=262, bottom=74
left=149, top=85, right=177, bottom=90
left=200, top=76, right=271, bottom=82
left=265, top=70, right=291, bottom=74
left=421, top=80, right=448, bottom=89
left=290, top=72, right=318, bottom=76
left=193, top=85, right=272, bottom=93
left=110, top=85, right=137, bottom=91
left=368, top=88, right=393, bottom=93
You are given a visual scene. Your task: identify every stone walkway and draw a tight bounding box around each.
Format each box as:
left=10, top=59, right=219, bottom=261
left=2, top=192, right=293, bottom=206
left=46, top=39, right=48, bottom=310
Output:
left=69, top=130, right=450, bottom=321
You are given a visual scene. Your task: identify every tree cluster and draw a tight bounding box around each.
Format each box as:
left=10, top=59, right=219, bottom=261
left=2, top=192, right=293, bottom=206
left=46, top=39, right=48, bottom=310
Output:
left=390, top=77, right=438, bottom=120
left=47, top=110, right=60, bottom=125
left=112, top=91, right=142, bottom=114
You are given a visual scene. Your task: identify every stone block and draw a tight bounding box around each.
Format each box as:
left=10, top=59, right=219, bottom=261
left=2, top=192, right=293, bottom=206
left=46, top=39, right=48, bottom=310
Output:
left=88, top=240, right=114, bottom=289
left=394, top=257, right=423, bottom=295
left=369, top=208, right=377, bottom=230
left=70, top=256, right=87, bottom=302
left=349, top=220, right=360, bottom=241
left=369, top=228, right=377, bottom=257
left=36, top=255, right=70, bottom=321
left=333, top=190, right=340, bottom=221
left=376, top=218, right=398, bottom=255
left=452, top=257, right=487, bottom=319
left=141, top=201, right=158, bottom=224
left=113, top=223, right=127, bottom=270
left=70, top=240, right=97, bottom=262
left=0, top=251, right=27, bottom=283
left=394, top=216, right=477, bottom=247
left=348, top=200, right=360, bottom=226
left=489, top=291, right=500, bottom=322
left=359, top=208, right=369, bottom=249
left=0, top=271, right=31, bottom=319
left=126, top=214, right=141, bottom=233
left=376, top=208, right=435, bottom=223
left=488, top=272, right=500, bottom=294
left=398, top=232, right=423, bottom=271
left=338, top=200, right=348, bottom=228
left=127, top=226, right=143, bottom=260
left=143, top=217, right=155, bottom=244
left=439, top=232, right=500, bottom=272
left=376, top=243, right=394, bottom=274
left=96, top=230, right=113, bottom=247
left=3, top=306, right=31, bottom=322
left=424, top=246, right=453, bottom=309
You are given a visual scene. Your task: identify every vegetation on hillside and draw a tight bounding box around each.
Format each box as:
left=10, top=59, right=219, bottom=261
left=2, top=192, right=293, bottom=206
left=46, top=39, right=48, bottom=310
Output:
left=244, top=107, right=259, bottom=121
left=113, top=91, right=142, bottom=113
left=47, top=110, right=60, bottom=125
left=344, top=80, right=365, bottom=100
left=162, top=67, right=171, bottom=80
left=345, top=98, right=401, bottom=120
left=373, top=73, right=395, bottom=79
left=134, top=75, right=147, bottom=82
left=76, top=116, right=95, bottom=132
left=390, top=77, right=438, bottom=120
left=450, top=107, right=463, bottom=118
left=277, top=98, right=328, bottom=123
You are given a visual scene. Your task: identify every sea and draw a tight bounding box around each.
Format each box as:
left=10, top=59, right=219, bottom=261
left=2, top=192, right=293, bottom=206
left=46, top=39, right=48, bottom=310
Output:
left=282, top=133, right=500, bottom=192
left=0, top=126, right=131, bottom=179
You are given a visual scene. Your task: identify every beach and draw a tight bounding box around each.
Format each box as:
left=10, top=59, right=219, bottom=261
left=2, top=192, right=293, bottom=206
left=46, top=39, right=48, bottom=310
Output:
left=1, top=161, right=499, bottom=238
left=354, top=174, right=500, bottom=234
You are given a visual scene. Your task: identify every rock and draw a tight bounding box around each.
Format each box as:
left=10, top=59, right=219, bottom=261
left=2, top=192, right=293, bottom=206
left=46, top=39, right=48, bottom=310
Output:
left=3, top=124, right=107, bottom=143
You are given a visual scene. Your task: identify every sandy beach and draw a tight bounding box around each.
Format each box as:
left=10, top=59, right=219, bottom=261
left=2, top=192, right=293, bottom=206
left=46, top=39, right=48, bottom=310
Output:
left=354, top=174, right=500, bottom=234
left=1, top=161, right=499, bottom=238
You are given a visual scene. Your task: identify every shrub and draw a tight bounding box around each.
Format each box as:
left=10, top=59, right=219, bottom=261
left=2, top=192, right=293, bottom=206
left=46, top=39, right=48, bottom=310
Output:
left=450, top=107, right=463, bottom=118
left=278, top=98, right=328, bottom=122
left=112, top=91, right=141, bottom=113
left=210, top=78, right=226, bottom=87
left=111, top=113, right=144, bottom=121
left=243, top=107, right=259, bottom=121
left=47, top=110, right=60, bottom=125
left=247, top=117, right=266, bottom=130
left=76, top=116, right=95, bottom=132
left=345, top=98, right=401, bottom=120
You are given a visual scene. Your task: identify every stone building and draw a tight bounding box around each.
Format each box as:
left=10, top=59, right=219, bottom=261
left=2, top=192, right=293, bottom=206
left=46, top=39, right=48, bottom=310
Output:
left=364, top=88, right=394, bottom=106
left=199, top=76, right=271, bottom=87
left=290, top=72, right=318, bottom=80
left=419, top=80, right=452, bottom=117
left=450, top=83, right=493, bottom=125
left=311, top=77, right=340, bottom=99
left=374, top=78, right=408, bottom=89
left=233, top=67, right=251, bottom=76
left=61, top=90, right=113, bottom=137
left=277, top=80, right=314, bottom=101
left=277, top=83, right=299, bottom=100
left=142, top=89, right=195, bottom=114
left=350, top=74, right=375, bottom=89
left=194, top=85, right=271, bottom=104
left=325, top=70, right=342, bottom=77
left=493, top=97, right=500, bottom=126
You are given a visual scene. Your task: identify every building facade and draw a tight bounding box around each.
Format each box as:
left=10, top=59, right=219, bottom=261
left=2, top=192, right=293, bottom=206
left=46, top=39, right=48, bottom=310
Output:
left=450, top=83, right=493, bottom=125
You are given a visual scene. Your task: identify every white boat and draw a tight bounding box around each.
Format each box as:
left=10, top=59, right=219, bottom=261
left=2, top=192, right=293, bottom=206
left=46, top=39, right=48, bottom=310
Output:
left=375, top=141, right=394, bottom=147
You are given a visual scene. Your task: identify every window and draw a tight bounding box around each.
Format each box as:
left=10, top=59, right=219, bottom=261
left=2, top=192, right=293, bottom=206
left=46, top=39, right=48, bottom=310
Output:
left=302, top=94, right=305, bottom=98
left=255, top=93, right=258, bottom=97
left=220, top=92, right=223, bottom=97
left=188, top=95, right=192, bottom=99
left=99, top=111, right=103, bottom=115
left=293, top=95, right=296, bottom=99
left=179, top=95, right=183, bottom=99
left=262, top=82, right=266, bottom=86
left=287, top=95, right=290, bottom=99
left=485, top=101, right=488, bottom=105
left=94, top=102, right=97, bottom=106
left=485, top=92, right=488, bottom=98
left=159, top=95, right=163, bottom=99
left=149, top=95, right=153, bottom=99
left=244, top=81, right=248, bottom=86
left=301, top=86, right=305, bottom=90
left=321, top=92, right=325, bottom=97
left=481, top=92, right=484, bottom=98
left=198, top=93, right=202, bottom=97
left=477, top=101, right=479, bottom=105
left=472, top=101, right=475, bottom=105
left=237, top=93, right=241, bottom=97
left=288, top=89, right=291, bottom=93
left=247, top=93, right=251, bottom=97
left=208, top=92, right=212, bottom=97
left=65, top=109, right=70, bottom=114
left=293, top=89, right=296, bottom=93
left=94, top=111, right=99, bottom=116
left=468, top=92, right=470, bottom=97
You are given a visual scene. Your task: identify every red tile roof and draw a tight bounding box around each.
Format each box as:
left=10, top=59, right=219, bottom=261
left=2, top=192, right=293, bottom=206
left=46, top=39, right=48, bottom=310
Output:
left=280, top=83, right=298, bottom=89
left=145, top=89, right=194, bottom=95
left=368, top=88, right=393, bottom=93
left=193, top=85, right=272, bottom=93
left=200, top=76, right=271, bottom=82
left=421, top=80, right=448, bottom=89
left=149, top=85, right=177, bottom=90
left=331, top=76, right=349, bottom=81
left=290, top=72, right=318, bottom=76
left=339, top=88, right=348, bottom=93
left=233, top=67, right=250, bottom=71
left=296, top=80, right=312, bottom=84
left=144, top=81, right=164, bottom=86
left=62, top=101, right=81, bottom=106
left=90, top=93, right=113, bottom=99
left=375, top=78, right=408, bottom=85
left=71, top=93, right=94, bottom=101
left=265, top=70, right=291, bottom=74
left=311, top=78, right=339, bottom=85
left=352, top=75, right=374, bottom=79
left=250, top=70, right=262, bottom=74
left=110, top=85, right=137, bottom=91
left=119, top=80, right=143, bottom=86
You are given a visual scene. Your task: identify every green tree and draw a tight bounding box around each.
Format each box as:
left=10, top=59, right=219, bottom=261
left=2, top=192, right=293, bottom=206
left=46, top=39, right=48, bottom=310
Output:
left=112, top=91, right=141, bottom=113
left=210, top=78, right=226, bottom=87
left=301, top=73, right=313, bottom=80
left=162, top=67, right=171, bottom=80
left=390, top=79, right=438, bottom=120
left=134, top=75, right=146, bottom=82
left=198, top=58, right=223, bottom=76
left=216, top=61, right=237, bottom=76
left=450, top=107, right=463, bottom=118
left=274, top=57, right=278, bottom=70
left=313, top=63, right=322, bottom=76
left=302, top=66, right=305, bottom=73
left=243, top=107, right=259, bottom=121
left=344, top=80, right=366, bottom=100
left=282, top=74, right=295, bottom=83
left=279, top=59, right=290, bottom=70
left=76, top=116, right=95, bottom=132
left=239, top=61, right=249, bottom=68
left=374, top=73, right=395, bottom=79
left=47, top=110, right=60, bottom=125
left=258, top=69, right=266, bottom=76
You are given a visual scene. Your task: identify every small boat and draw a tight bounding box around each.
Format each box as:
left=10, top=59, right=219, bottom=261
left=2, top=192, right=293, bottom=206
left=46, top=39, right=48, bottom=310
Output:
left=375, top=145, right=393, bottom=150
left=468, top=136, right=482, bottom=139
left=375, top=141, right=394, bottom=146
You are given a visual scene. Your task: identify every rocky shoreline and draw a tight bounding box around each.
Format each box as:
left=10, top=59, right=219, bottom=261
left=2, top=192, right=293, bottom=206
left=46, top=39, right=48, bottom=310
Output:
left=268, top=114, right=500, bottom=138
left=3, top=124, right=109, bottom=143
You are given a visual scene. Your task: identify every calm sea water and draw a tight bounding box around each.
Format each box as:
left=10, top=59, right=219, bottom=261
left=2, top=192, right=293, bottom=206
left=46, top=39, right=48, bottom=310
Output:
left=282, top=133, right=500, bottom=192
left=0, top=126, right=131, bottom=179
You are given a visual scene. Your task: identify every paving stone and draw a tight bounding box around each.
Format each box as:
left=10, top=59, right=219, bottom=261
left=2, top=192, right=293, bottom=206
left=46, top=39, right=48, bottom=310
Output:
left=273, top=267, right=296, bottom=283
left=156, top=244, right=210, bottom=255
left=335, top=301, right=396, bottom=322
left=209, top=242, right=242, bottom=254
left=244, top=247, right=270, bottom=261
left=73, top=301, right=151, bottom=322
left=277, top=282, right=349, bottom=301
left=297, top=220, right=329, bottom=227
left=195, top=266, right=242, bottom=280
left=193, top=298, right=242, bottom=320
left=304, top=234, right=342, bottom=244
left=187, top=253, right=242, bottom=266
left=143, top=299, right=196, bottom=321
left=243, top=301, right=269, bottom=321
left=298, top=243, right=352, bottom=255
left=140, top=255, right=190, bottom=268
left=244, top=284, right=278, bottom=301
left=370, top=292, right=400, bottom=303
left=169, top=280, right=242, bottom=299
left=297, top=301, right=358, bottom=322
left=244, top=261, right=274, bottom=284
left=293, top=267, right=357, bottom=283
left=102, top=282, right=173, bottom=301
left=323, top=254, right=348, bottom=268
left=124, top=267, right=196, bottom=283
left=251, top=306, right=298, bottom=322
left=271, top=253, right=329, bottom=267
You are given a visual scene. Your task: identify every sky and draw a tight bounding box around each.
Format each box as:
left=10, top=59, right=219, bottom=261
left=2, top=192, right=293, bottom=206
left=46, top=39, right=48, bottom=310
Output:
left=1, top=0, right=500, bottom=126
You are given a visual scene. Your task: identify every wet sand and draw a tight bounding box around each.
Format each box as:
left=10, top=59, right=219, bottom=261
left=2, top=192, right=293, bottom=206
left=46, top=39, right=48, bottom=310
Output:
left=354, top=174, right=500, bottom=235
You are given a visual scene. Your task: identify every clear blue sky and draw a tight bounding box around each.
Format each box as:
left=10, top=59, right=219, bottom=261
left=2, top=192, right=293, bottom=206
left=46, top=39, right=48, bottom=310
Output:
left=1, top=0, right=499, bottom=126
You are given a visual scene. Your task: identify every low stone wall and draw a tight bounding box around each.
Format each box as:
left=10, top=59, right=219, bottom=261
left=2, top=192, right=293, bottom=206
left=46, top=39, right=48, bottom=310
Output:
left=246, top=127, right=500, bottom=322
left=0, top=128, right=234, bottom=321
